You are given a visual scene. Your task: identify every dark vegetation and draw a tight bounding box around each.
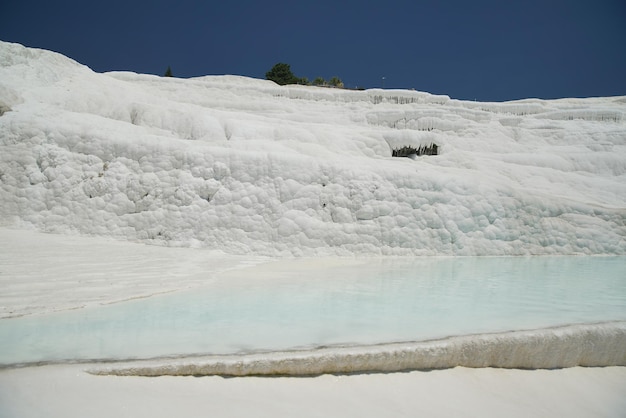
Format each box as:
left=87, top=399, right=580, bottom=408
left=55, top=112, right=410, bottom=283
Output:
left=265, top=63, right=301, bottom=85
left=161, top=62, right=361, bottom=88
left=392, top=144, right=439, bottom=157
left=265, top=62, right=350, bottom=88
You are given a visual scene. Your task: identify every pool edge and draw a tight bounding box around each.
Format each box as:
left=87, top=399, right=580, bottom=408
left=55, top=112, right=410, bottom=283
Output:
left=86, top=321, right=626, bottom=376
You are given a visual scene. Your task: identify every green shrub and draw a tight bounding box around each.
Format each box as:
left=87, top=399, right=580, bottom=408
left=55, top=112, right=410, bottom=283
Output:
left=265, top=63, right=299, bottom=85
left=329, top=76, right=344, bottom=88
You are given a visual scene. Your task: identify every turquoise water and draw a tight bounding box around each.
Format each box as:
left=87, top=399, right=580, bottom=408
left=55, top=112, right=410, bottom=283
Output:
left=1, top=256, right=625, bottom=365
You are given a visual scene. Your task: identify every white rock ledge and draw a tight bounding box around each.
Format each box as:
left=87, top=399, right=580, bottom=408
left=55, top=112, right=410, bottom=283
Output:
left=88, top=322, right=626, bottom=376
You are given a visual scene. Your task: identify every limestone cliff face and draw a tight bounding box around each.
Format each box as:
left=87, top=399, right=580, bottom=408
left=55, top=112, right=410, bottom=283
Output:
left=2, top=41, right=625, bottom=256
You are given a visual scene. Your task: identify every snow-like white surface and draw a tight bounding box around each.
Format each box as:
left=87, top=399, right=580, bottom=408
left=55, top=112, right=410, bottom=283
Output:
left=2, top=41, right=625, bottom=417
left=1, top=41, right=625, bottom=256
left=0, top=227, right=268, bottom=318
left=0, top=228, right=624, bottom=417
left=1, top=364, right=625, bottom=418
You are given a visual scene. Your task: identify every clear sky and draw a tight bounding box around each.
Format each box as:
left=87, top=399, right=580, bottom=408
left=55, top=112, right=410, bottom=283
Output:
left=1, top=0, right=625, bottom=101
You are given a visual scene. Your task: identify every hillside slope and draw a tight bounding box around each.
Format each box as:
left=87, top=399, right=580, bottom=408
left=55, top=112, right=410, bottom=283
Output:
left=1, top=41, right=625, bottom=255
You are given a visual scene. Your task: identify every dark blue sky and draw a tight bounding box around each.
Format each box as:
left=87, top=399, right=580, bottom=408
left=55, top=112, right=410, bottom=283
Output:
left=2, top=0, right=625, bottom=101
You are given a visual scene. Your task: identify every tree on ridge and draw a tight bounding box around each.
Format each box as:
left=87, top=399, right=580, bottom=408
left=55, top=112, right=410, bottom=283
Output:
left=265, top=63, right=299, bottom=85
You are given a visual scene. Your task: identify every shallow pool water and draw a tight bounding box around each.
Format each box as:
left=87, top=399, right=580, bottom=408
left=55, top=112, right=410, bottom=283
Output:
left=1, top=256, right=625, bottom=365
